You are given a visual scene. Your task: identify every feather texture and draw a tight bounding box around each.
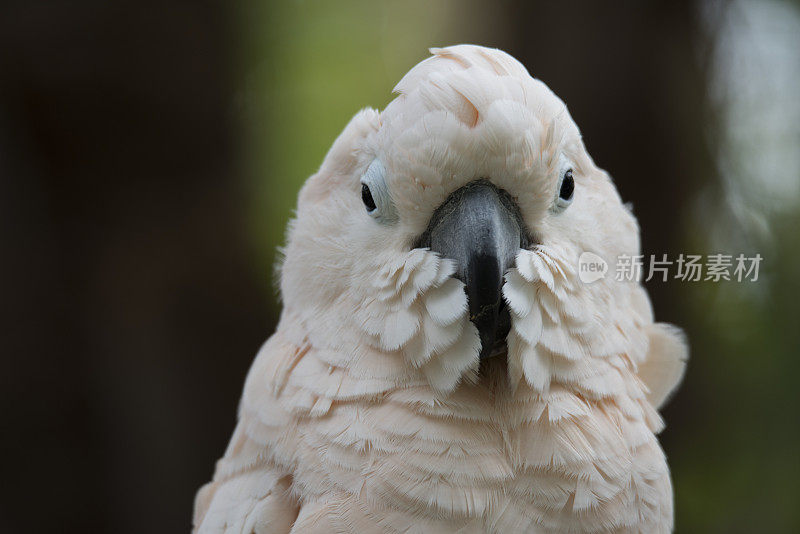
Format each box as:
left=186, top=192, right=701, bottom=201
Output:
left=194, top=44, right=687, bottom=533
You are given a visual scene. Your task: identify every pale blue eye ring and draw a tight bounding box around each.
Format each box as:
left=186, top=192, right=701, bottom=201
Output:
left=360, top=159, right=398, bottom=223
left=553, top=157, right=575, bottom=212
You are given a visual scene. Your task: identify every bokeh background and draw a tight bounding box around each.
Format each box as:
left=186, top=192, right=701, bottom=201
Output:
left=2, top=0, right=799, bottom=532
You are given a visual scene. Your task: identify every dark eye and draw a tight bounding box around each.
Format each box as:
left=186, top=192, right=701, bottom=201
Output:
left=361, top=183, right=377, bottom=212
left=559, top=169, right=574, bottom=201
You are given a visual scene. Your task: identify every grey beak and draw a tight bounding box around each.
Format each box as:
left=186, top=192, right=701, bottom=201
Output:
left=417, top=180, right=527, bottom=359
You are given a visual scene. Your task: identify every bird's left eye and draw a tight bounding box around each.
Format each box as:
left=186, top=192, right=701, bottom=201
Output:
left=560, top=170, right=574, bottom=201
left=554, top=168, right=575, bottom=211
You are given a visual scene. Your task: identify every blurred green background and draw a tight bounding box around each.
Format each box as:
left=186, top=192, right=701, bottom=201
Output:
left=2, top=0, right=799, bottom=532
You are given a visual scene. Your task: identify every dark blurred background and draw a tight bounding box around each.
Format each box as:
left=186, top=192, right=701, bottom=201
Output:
left=2, top=1, right=798, bottom=532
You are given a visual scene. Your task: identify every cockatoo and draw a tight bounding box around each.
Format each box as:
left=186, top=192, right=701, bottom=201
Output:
left=194, top=45, right=687, bottom=533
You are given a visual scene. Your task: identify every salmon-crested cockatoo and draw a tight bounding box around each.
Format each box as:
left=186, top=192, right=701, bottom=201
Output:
left=194, top=45, right=688, bottom=533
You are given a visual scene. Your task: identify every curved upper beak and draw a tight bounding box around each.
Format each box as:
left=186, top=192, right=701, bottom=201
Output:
left=417, top=180, right=527, bottom=359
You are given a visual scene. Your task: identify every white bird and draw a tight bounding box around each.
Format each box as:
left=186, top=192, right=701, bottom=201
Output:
left=194, top=44, right=688, bottom=533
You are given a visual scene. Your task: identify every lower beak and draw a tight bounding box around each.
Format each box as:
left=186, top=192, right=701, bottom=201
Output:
left=417, top=180, right=527, bottom=359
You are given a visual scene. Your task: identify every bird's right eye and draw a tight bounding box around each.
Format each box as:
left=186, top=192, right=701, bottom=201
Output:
left=362, top=183, right=377, bottom=212
left=360, top=159, right=397, bottom=223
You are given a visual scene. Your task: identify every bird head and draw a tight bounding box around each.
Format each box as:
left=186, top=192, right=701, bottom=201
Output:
left=279, top=45, right=645, bottom=395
